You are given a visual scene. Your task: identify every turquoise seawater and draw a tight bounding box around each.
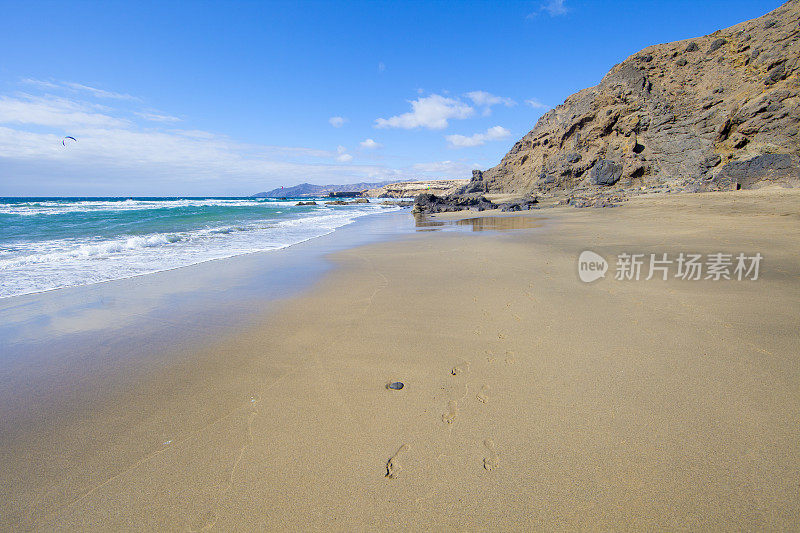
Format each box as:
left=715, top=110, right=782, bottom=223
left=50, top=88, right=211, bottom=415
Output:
left=0, top=197, right=395, bottom=298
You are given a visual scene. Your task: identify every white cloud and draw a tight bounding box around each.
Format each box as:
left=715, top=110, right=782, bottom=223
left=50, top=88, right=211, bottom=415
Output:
left=172, top=129, right=217, bottom=139
left=528, top=0, right=568, bottom=18
left=20, top=78, right=60, bottom=90
left=375, top=94, right=474, bottom=130
left=411, top=160, right=473, bottom=178
left=446, top=126, right=511, bottom=148
left=329, top=116, right=347, bottom=128
left=62, top=82, right=138, bottom=101
left=525, top=98, right=548, bottom=109
left=21, top=78, right=138, bottom=100
left=360, top=138, right=382, bottom=149
left=0, top=90, right=417, bottom=195
left=136, top=111, right=182, bottom=123
left=2, top=82, right=509, bottom=195
left=0, top=94, right=129, bottom=128
left=542, top=0, right=568, bottom=16
left=335, top=145, right=353, bottom=162
left=465, top=91, right=516, bottom=108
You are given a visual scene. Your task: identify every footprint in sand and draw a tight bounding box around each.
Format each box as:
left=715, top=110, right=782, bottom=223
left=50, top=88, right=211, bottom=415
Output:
left=483, top=439, right=499, bottom=471
left=476, top=384, right=490, bottom=403
left=504, top=351, right=516, bottom=365
left=442, top=400, right=458, bottom=424
left=386, top=443, right=410, bottom=479
left=451, top=361, right=471, bottom=376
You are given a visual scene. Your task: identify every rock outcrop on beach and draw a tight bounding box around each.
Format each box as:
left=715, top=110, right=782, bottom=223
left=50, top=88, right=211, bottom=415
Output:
left=459, top=0, right=800, bottom=199
left=412, top=192, right=538, bottom=214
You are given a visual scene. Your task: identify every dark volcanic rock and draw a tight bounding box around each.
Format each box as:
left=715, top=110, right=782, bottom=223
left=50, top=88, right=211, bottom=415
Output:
left=324, top=198, right=370, bottom=205
left=701, top=154, right=800, bottom=190
left=591, top=159, right=623, bottom=186
left=708, top=38, right=728, bottom=53
left=454, top=1, right=800, bottom=200
left=563, top=193, right=626, bottom=208
left=498, top=198, right=539, bottom=211
left=413, top=192, right=502, bottom=213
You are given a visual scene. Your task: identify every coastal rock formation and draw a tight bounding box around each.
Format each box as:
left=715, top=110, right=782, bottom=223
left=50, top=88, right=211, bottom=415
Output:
left=324, top=198, right=370, bottom=205
left=364, top=179, right=469, bottom=198
left=412, top=193, right=537, bottom=214
left=412, top=193, right=495, bottom=213
left=460, top=0, right=800, bottom=198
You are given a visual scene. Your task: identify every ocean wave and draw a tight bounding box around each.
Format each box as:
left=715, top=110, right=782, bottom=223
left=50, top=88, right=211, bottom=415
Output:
left=0, top=197, right=298, bottom=216
left=0, top=202, right=398, bottom=298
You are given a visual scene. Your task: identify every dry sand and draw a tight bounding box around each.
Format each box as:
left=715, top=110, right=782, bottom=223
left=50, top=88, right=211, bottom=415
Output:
left=6, top=189, right=800, bottom=530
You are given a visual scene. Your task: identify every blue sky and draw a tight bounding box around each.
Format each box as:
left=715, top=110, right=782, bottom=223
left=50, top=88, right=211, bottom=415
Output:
left=0, top=0, right=783, bottom=196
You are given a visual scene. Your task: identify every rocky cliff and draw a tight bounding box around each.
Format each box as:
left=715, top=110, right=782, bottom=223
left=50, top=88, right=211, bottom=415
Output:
left=463, top=0, right=800, bottom=198
left=364, top=179, right=469, bottom=198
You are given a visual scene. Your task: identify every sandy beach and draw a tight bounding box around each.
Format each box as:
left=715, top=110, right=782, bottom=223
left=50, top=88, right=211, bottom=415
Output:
left=3, top=189, right=800, bottom=530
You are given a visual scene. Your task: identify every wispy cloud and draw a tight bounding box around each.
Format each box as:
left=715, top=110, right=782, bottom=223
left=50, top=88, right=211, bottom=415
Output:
left=378, top=61, right=386, bottom=73
left=375, top=94, right=474, bottom=130
left=20, top=78, right=60, bottom=90
left=135, top=111, right=182, bottom=123
left=62, top=82, right=139, bottom=101
left=528, top=0, right=569, bottom=18
left=0, top=89, right=413, bottom=194
left=360, top=138, right=382, bottom=149
left=446, top=126, right=511, bottom=148
left=335, top=145, right=353, bottom=162
left=525, top=98, right=548, bottom=109
left=21, top=78, right=139, bottom=101
left=328, top=116, right=347, bottom=128
left=543, top=0, right=568, bottom=16
left=0, top=81, right=481, bottom=194
left=465, top=90, right=516, bottom=111
left=0, top=94, right=129, bottom=128
left=411, top=160, right=474, bottom=177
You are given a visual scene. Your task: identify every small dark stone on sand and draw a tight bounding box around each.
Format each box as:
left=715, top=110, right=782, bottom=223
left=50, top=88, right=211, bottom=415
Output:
left=387, top=382, right=404, bottom=390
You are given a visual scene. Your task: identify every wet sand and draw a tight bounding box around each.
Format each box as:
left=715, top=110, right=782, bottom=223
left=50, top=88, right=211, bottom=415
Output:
left=3, top=189, right=800, bottom=530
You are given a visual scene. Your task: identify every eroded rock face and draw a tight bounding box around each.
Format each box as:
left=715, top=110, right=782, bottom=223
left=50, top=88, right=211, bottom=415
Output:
left=412, top=193, right=498, bottom=213
left=701, top=154, right=800, bottom=190
left=460, top=0, right=800, bottom=197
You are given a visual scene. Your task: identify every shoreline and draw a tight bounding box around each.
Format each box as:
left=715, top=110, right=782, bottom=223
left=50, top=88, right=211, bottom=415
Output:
left=0, top=199, right=402, bottom=301
left=3, top=189, right=800, bottom=529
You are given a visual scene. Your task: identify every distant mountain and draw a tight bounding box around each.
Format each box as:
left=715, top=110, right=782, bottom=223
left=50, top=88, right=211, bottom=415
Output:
left=252, top=181, right=397, bottom=198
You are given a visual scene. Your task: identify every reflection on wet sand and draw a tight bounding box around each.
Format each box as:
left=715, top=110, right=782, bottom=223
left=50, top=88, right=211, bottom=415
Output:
left=414, top=214, right=545, bottom=232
